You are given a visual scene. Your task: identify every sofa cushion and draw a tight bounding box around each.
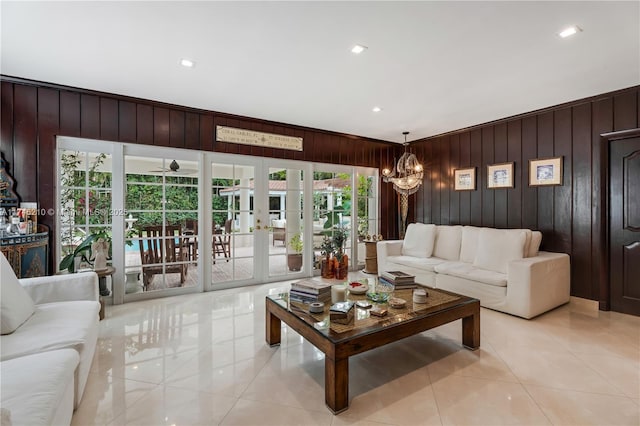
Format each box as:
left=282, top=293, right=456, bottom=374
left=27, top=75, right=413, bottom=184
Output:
left=460, top=226, right=483, bottom=263
left=528, top=231, right=542, bottom=257
left=271, top=219, right=286, bottom=228
left=0, top=301, right=99, bottom=361
left=1, top=253, right=35, bottom=335
left=1, top=349, right=78, bottom=426
left=386, top=255, right=446, bottom=273
left=433, top=225, right=463, bottom=261
left=435, top=261, right=507, bottom=287
left=402, top=223, right=436, bottom=258
left=473, top=228, right=527, bottom=273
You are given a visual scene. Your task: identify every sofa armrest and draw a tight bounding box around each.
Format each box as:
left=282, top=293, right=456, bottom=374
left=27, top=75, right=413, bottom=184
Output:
left=19, top=272, right=99, bottom=305
left=376, top=240, right=403, bottom=273
left=507, top=251, right=570, bottom=318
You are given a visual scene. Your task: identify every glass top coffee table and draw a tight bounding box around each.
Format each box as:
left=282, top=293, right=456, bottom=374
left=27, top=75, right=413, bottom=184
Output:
left=265, top=287, right=480, bottom=413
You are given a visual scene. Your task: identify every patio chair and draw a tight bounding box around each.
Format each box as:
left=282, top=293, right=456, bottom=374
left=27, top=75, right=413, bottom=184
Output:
left=139, top=225, right=188, bottom=290
left=183, top=218, right=198, bottom=261
left=213, top=219, right=232, bottom=262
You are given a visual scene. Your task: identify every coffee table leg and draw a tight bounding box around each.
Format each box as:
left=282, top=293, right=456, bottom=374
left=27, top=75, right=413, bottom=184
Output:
left=265, top=305, right=281, bottom=346
left=325, top=356, right=349, bottom=414
left=462, top=304, right=480, bottom=350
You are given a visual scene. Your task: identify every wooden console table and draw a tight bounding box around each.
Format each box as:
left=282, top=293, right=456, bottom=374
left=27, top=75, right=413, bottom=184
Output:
left=0, top=227, right=49, bottom=278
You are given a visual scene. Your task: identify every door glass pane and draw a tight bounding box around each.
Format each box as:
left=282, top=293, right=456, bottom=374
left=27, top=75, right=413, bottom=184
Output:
left=212, top=163, right=254, bottom=283
left=125, top=156, right=198, bottom=293
left=312, top=169, right=352, bottom=273
left=58, top=150, right=112, bottom=271
left=267, top=167, right=304, bottom=278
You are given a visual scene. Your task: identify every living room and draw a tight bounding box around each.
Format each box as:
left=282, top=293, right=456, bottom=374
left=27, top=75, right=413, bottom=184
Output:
left=1, top=2, right=639, bottom=425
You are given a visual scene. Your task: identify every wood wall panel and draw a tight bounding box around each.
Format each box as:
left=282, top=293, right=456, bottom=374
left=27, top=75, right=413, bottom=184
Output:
left=614, top=91, right=637, bottom=130
left=80, top=94, right=100, bottom=140
left=572, top=102, right=592, bottom=299
left=13, top=84, right=37, bottom=200
left=553, top=107, right=572, bottom=255
left=36, top=88, right=59, bottom=233
left=411, top=86, right=639, bottom=301
left=60, top=91, right=80, bottom=138
left=592, top=97, right=613, bottom=304
left=507, top=121, right=522, bottom=228
left=521, top=116, right=538, bottom=230
left=100, top=97, right=118, bottom=141
left=153, top=107, right=170, bottom=146
left=136, top=104, right=153, bottom=145
left=494, top=124, right=508, bottom=228
left=169, top=110, right=185, bottom=148
left=469, top=130, right=482, bottom=226
left=118, top=101, right=137, bottom=143
left=459, top=132, right=471, bottom=225
left=1, top=82, right=14, bottom=165
left=449, top=134, right=460, bottom=225
left=481, top=127, right=494, bottom=227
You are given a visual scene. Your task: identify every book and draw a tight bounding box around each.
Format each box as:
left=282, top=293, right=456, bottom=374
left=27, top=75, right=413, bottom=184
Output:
left=289, top=290, right=331, bottom=303
left=290, top=279, right=332, bottom=294
left=381, top=270, right=415, bottom=284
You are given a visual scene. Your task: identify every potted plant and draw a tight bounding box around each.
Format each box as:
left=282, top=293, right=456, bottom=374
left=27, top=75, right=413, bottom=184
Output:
left=332, top=227, right=349, bottom=280
left=287, top=232, right=303, bottom=271
left=320, top=236, right=335, bottom=278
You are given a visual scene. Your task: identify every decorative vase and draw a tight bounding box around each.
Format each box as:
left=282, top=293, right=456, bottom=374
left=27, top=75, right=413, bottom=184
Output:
left=335, top=253, right=348, bottom=280
left=321, top=256, right=335, bottom=279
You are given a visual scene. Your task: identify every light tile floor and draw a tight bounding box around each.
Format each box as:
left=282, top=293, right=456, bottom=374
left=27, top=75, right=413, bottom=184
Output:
left=73, top=278, right=640, bottom=426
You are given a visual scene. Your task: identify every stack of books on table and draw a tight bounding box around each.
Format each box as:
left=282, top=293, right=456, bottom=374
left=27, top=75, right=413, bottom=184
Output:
left=289, top=280, right=332, bottom=304
left=329, top=301, right=355, bottom=324
left=379, top=270, right=417, bottom=289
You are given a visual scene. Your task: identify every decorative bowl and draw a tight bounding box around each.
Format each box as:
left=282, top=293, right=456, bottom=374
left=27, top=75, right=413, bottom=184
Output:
left=366, top=292, right=391, bottom=303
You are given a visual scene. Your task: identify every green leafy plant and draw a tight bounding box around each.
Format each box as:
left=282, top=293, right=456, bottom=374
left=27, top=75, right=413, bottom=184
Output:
left=59, top=232, right=108, bottom=273
left=320, top=236, right=334, bottom=257
left=289, top=233, right=303, bottom=253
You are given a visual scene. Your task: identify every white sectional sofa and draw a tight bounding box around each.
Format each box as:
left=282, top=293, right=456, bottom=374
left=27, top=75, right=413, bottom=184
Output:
left=377, top=223, right=570, bottom=318
left=1, top=252, right=100, bottom=425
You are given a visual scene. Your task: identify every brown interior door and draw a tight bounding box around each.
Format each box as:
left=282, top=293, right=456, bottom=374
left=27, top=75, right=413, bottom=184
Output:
left=609, top=137, right=640, bottom=316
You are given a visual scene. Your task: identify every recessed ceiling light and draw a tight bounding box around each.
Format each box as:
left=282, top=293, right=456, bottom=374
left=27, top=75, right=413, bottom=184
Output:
left=372, top=106, right=382, bottom=113
left=180, top=58, right=195, bottom=68
left=558, top=26, right=581, bottom=38
left=351, top=44, right=367, bottom=54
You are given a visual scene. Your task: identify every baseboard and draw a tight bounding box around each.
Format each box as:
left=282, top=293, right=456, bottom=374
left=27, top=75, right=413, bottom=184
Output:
left=570, top=296, right=599, bottom=311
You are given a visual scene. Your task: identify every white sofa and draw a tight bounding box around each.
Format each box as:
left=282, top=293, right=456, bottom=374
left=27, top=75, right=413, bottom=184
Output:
left=0, top=252, right=100, bottom=425
left=377, top=223, right=570, bottom=319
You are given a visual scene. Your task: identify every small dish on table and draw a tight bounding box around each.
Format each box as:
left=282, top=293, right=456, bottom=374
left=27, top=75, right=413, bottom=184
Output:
left=347, top=280, right=369, bottom=295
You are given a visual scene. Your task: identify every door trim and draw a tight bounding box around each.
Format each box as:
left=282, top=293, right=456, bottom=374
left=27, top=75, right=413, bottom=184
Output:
left=599, top=127, right=640, bottom=311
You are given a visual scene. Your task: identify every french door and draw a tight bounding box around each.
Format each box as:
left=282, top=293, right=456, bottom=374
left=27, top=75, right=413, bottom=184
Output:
left=208, top=155, right=311, bottom=290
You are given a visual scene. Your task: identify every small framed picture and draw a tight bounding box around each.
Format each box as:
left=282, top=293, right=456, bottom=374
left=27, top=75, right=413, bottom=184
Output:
left=529, top=157, right=563, bottom=186
left=454, top=167, right=476, bottom=191
left=487, top=162, right=514, bottom=189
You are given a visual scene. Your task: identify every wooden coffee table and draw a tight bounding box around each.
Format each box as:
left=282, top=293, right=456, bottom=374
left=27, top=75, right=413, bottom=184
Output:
left=265, top=287, right=480, bottom=413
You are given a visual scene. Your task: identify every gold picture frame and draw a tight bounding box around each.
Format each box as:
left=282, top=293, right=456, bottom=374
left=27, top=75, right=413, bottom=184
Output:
left=454, top=167, right=476, bottom=191
left=529, top=157, right=563, bottom=186
left=487, top=162, right=514, bottom=189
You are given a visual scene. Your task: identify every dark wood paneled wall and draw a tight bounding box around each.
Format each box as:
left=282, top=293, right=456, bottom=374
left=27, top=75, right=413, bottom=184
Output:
left=410, top=86, right=640, bottom=302
left=0, top=77, right=398, bottom=271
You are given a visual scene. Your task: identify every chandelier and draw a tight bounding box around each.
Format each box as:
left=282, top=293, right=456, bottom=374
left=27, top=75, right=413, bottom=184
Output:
left=381, top=132, right=423, bottom=194
left=381, top=131, right=423, bottom=238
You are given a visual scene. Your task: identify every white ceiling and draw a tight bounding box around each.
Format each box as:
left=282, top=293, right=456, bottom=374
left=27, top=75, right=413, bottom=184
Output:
left=2, top=1, right=639, bottom=143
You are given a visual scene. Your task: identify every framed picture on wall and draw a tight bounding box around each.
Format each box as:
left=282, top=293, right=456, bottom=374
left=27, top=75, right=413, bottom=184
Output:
left=454, top=167, right=476, bottom=191
left=487, top=162, right=514, bottom=189
left=529, top=157, right=563, bottom=186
